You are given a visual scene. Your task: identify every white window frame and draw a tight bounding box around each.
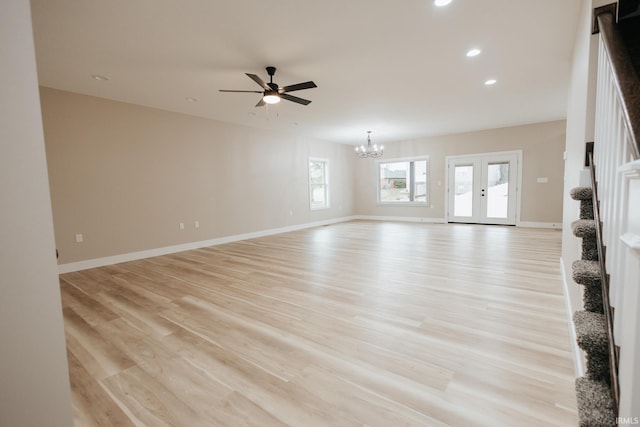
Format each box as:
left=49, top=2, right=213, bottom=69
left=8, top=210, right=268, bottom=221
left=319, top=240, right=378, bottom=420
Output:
left=377, top=156, right=429, bottom=206
left=309, top=157, right=330, bottom=210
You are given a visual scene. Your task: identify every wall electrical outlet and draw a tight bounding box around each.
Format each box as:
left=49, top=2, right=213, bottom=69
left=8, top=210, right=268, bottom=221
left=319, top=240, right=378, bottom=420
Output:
left=179, top=222, right=185, bottom=230
left=75, top=233, right=83, bottom=243
left=194, top=221, right=200, bottom=228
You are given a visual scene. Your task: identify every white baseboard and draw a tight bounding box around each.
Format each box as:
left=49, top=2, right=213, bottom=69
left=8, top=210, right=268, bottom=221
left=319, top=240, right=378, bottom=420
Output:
left=58, top=216, right=561, bottom=274
left=354, top=215, right=446, bottom=224
left=58, top=216, right=358, bottom=274
left=354, top=217, right=561, bottom=228
left=517, top=221, right=563, bottom=229
left=560, top=257, right=585, bottom=378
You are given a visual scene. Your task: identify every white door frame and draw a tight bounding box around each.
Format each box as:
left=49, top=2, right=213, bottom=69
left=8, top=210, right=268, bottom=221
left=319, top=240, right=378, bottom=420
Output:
left=445, top=150, right=523, bottom=225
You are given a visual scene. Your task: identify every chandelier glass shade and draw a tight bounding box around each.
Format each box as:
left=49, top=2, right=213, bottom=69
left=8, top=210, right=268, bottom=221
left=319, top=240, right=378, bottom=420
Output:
left=355, top=131, right=383, bottom=158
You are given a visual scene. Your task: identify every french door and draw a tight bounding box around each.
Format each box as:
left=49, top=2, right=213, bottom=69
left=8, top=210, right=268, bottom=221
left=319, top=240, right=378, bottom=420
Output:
left=447, top=152, right=520, bottom=225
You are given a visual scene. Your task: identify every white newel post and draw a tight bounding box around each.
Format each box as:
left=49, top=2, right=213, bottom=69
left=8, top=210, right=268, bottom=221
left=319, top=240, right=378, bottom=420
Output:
left=618, top=161, right=640, bottom=418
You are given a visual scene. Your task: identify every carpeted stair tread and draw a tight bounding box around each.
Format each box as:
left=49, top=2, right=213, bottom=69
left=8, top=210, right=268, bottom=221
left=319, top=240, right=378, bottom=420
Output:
left=572, top=260, right=601, bottom=286
left=572, top=260, right=603, bottom=312
left=575, top=377, right=616, bottom=427
left=572, top=219, right=597, bottom=238
left=574, top=311, right=610, bottom=381
left=571, top=187, right=595, bottom=220
left=571, top=187, right=593, bottom=201
left=571, top=186, right=614, bottom=425
left=572, top=220, right=599, bottom=260
left=574, top=310, right=608, bottom=351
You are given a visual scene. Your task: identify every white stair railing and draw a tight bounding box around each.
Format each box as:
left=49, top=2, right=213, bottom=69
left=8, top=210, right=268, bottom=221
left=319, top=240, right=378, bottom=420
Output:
left=594, top=10, right=640, bottom=420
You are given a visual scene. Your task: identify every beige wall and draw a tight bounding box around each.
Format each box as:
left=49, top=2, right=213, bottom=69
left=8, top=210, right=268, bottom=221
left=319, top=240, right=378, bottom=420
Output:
left=354, top=120, right=566, bottom=224
left=42, top=87, right=566, bottom=266
left=0, top=2, right=72, bottom=426
left=41, top=88, right=355, bottom=264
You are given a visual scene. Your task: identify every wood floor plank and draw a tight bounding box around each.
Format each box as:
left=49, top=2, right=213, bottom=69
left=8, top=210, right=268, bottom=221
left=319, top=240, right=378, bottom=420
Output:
left=60, top=221, right=578, bottom=426
left=66, top=350, right=136, bottom=427
left=101, top=366, right=201, bottom=427
left=297, top=363, right=451, bottom=427
left=63, top=307, right=136, bottom=380
left=60, top=278, right=120, bottom=326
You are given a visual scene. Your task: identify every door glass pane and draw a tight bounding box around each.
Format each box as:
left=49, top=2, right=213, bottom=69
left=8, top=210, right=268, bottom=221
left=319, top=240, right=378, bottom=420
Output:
left=486, top=162, right=509, bottom=218
left=454, top=165, right=473, bottom=217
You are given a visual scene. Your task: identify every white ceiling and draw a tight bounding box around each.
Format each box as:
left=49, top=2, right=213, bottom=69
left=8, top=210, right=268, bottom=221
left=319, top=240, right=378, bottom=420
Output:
left=29, top=0, right=581, bottom=145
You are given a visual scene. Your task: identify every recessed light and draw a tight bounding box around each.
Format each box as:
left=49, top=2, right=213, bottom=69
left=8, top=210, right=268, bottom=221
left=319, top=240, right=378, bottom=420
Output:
left=91, top=74, right=109, bottom=81
left=434, top=0, right=452, bottom=6
left=485, top=79, right=497, bottom=85
left=466, top=48, right=481, bottom=57
left=186, top=97, right=198, bottom=102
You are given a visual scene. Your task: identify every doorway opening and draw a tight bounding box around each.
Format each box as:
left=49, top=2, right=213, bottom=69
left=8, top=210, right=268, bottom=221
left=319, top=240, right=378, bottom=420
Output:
left=446, top=151, right=522, bottom=225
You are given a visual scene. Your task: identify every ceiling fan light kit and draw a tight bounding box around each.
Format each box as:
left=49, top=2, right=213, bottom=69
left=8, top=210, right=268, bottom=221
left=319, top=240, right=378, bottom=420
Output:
left=222, top=67, right=380, bottom=157
left=220, top=66, right=316, bottom=107
left=262, top=92, right=281, bottom=104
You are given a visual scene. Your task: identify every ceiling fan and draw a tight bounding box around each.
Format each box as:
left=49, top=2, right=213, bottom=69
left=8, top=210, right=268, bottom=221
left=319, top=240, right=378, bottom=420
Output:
left=220, top=66, right=317, bottom=107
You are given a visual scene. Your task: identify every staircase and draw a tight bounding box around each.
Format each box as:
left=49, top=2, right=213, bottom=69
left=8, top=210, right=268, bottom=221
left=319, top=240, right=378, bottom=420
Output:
left=570, top=187, right=616, bottom=426
left=570, top=3, right=640, bottom=425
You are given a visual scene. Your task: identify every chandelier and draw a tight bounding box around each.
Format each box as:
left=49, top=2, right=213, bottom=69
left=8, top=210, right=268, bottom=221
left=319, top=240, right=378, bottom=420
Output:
left=355, top=131, right=384, bottom=158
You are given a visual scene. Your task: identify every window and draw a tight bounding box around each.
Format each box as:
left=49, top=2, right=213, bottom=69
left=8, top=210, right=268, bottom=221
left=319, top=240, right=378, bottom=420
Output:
left=378, top=157, right=429, bottom=204
left=309, top=158, right=329, bottom=210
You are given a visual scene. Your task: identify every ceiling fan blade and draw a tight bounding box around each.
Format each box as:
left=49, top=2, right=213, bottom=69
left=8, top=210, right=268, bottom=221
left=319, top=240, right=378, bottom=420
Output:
left=219, top=90, right=263, bottom=93
left=246, top=73, right=270, bottom=90
left=281, top=93, right=312, bottom=105
left=281, top=81, right=317, bottom=93
left=255, top=98, right=266, bottom=107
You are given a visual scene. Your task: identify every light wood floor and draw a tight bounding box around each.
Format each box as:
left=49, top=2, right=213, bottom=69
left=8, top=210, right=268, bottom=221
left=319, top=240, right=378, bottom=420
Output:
left=60, top=221, right=578, bottom=426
